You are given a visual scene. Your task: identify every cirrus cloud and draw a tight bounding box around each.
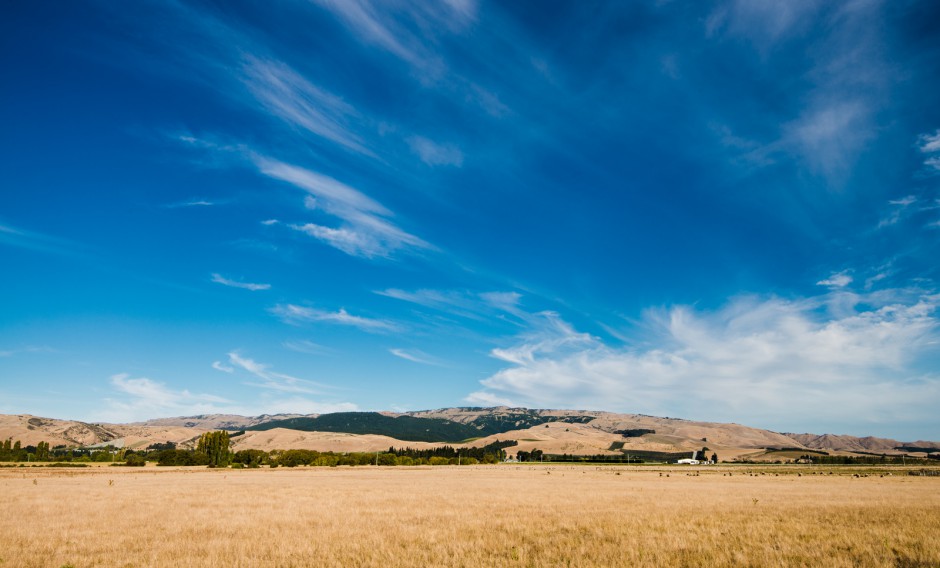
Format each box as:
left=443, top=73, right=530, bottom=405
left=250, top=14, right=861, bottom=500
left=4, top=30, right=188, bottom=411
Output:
left=468, top=288, right=940, bottom=436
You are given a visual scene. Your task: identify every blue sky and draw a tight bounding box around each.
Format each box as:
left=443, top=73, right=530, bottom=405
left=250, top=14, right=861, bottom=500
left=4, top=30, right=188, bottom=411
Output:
left=2, top=1, right=940, bottom=439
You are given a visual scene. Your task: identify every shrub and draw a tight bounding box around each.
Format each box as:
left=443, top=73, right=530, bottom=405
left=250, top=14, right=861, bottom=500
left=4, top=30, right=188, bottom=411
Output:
left=125, top=454, right=146, bottom=467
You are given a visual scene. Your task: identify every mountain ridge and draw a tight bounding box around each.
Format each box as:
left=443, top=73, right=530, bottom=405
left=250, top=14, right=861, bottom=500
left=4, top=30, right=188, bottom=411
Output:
left=1, top=408, right=936, bottom=458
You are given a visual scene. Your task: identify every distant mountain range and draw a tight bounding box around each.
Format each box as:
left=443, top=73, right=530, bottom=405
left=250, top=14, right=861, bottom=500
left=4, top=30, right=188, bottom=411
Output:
left=1, top=407, right=937, bottom=459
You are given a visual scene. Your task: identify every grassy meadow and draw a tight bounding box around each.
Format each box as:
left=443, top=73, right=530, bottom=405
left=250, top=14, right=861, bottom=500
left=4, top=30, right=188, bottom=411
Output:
left=2, top=465, right=938, bottom=567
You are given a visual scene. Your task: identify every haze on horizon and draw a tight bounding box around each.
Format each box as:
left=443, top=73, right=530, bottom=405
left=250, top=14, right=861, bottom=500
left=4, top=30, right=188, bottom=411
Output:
left=2, top=1, right=939, bottom=440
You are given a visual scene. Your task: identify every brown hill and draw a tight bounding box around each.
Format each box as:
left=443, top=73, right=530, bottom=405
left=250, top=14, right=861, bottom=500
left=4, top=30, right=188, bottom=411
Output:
left=782, top=433, right=920, bottom=453
left=1, top=409, right=936, bottom=459
left=0, top=415, right=120, bottom=447
left=411, top=407, right=805, bottom=450
left=130, top=413, right=303, bottom=430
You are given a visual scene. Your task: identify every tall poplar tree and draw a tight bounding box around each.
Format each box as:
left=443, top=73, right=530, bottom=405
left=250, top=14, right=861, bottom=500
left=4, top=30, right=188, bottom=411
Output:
left=196, top=431, right=232, bottom=467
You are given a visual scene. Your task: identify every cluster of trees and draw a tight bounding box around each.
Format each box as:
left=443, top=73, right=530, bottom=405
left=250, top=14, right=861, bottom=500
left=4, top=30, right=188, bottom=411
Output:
left=614, top=429, right=656, bottom=437
left=3, top=432, right=516, bottom=468
left=387, top=440, right=516, bottom=462
left=0, top=439, right=120, bottom=463
left=516, top=449, right=544, bottom=462
left=239, top=446, right=506, bottom=468
left=541, top=453, right=644, bottom=464
left=196, top=431, right=232, bottom=467
left=796, top=454, right=934, bottom=465
left=0, top=439, right=26, bottom=462
left=133, top=436, right=514, bottom=468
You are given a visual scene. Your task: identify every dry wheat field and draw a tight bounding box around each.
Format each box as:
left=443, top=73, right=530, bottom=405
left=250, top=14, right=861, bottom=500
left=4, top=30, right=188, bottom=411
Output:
left=2, top=465, right=938, bottom=568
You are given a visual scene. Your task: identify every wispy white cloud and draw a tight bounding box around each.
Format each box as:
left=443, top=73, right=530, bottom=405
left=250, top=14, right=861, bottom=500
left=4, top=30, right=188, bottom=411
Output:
left=97, top=373, right=233, bottom=422
left=864, top=267, right=892, bottom=290
left=878, top=196, right=917, bottom=228
left=210, top=273, right=271, bottom=291
left=706, top=0, right=819, bottom=50
left=816, top=270, right=853, bottom=288
left=249, top=396, right=358, bottom=415
left=164, top=199, right=215, bottom=208
left=241, top=56, right=372, bottom=156
left=783, top=100, right=874, bottom=181
left=406, top=135, right=464, bottom=167
left=227, top=351, right=330, bottom=394
left=271, top=304, right=399, bottom=333
left=314, top=0, right=427, bottom=70
left=256, top=157, right=432, bottom=258
left=283, top=339, right=331, bottom=355
left=377, top=288, right=525, bottom=321
left=919, top=130, right=940, bottom=172
left=289, top=222, right=407, bottom=259
left=97, top=369, right=355, bottom=422
left=310, top=0, right=510, bottom=121
left=261, top=219, right=279, bottom=226
left=0, top=221, right=84, bottom=257
left=211, top=361, right=234, bottom=373
left=256, top=157, right=388, bottom=216
left=389, top=348, right=444, bottom=366
left=489, top=311, right=594, bottom=366
left=918, top=130, right=940, bottom=154
left=468, top=289, right=940, bottom=433
left=709, top=2, right=890, bottom=185
left=466, top=83, right=510, bottom=118
left=0, top=345, right=55, bottom=358
left=310, top=0, right=476, bottom=79
left=479, top=291, right=524, bottom=316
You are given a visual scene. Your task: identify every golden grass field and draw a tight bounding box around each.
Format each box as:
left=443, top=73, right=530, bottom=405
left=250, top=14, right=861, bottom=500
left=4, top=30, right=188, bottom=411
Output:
left=2, top=465, right=938, bottom=567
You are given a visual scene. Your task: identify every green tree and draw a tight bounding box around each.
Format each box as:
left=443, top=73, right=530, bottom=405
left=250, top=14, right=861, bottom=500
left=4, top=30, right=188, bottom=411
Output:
left=196, top=431, right=232, bottom=467
left=376, top=453, right=397, bottom=466
left=233, top=449, right=268, bottom=467
left=125, top=454, right=146, bottom=466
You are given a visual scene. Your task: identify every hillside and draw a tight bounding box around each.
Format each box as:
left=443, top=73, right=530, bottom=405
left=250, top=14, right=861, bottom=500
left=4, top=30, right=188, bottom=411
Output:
left=2, top=408, right=936, bottom=459
left=0, top=415, right=120, bottom=447
left=783, top=433, right=940, bottom=454
left=130, top=413, right=303, bottom=430
left=245, top=412, right=484, bottom=443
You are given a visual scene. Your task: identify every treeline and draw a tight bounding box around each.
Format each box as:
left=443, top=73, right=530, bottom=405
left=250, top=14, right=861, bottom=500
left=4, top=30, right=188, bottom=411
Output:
left=0, top=439, right=83, bottom=462
left=541, top=453, right=644, bottom=464
left=793, top=454, right=937, bottom=465
left=116, top=434, right=515, bottom=468
left=248, top=440, right=515, bottom=468
left=2, top=434, right=514, bottom=468
left=525, top=448, right=717, bottom=464
left=388, top=440, right=517, bottom=461
left=0, top=439, right=29, bottom=462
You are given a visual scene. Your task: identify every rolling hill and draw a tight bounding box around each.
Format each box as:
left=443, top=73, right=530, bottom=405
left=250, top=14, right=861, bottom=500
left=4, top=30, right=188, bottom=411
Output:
left=1, top=407, right=936, bottom=459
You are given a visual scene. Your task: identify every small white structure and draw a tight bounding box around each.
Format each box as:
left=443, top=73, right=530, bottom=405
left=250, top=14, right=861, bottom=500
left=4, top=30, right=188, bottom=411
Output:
left=676, top=451, right=699, bottom=465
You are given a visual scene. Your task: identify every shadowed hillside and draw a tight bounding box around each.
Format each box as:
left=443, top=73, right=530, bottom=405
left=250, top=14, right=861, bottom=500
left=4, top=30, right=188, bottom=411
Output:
left=2, top=408, right=937, bottom=457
